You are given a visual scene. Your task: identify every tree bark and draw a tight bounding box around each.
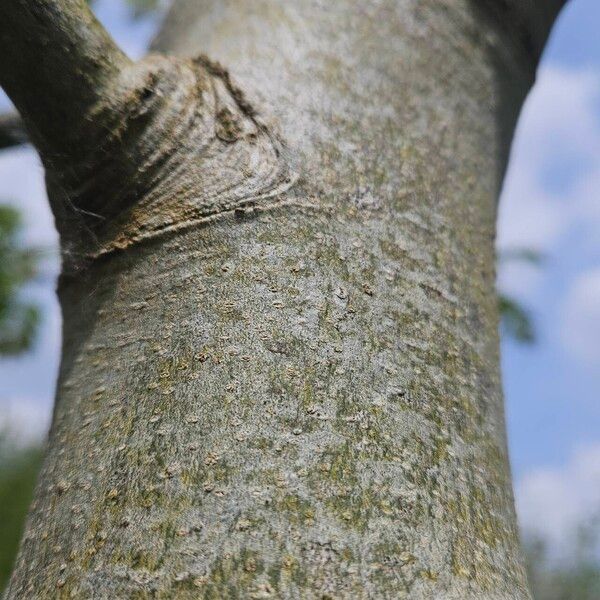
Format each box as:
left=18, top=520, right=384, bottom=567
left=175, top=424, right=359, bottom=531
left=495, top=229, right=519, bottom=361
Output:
left=3, top=0, right=565, bottom=598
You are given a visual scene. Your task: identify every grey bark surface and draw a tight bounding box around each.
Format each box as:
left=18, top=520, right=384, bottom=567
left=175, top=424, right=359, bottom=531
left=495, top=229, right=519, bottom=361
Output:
left=3, top=0, right=565, bottom=598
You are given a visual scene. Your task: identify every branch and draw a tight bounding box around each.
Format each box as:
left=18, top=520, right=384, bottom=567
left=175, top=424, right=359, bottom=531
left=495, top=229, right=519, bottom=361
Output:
left=0, top=112, right=28, bottom=150
left=525, top=0, right=569, bottom=55
left=478, top=0, right=568, bottom=65
left=0, top=0, right=131, bottom=163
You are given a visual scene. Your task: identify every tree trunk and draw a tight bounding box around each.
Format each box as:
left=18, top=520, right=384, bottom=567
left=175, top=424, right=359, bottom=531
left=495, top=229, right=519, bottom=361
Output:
left=4, top=1, right=564, bottom=598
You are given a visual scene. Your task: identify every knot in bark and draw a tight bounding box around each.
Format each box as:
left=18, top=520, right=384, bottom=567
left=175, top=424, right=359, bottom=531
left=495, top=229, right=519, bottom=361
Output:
left=46, top=54, right=295, bottom=275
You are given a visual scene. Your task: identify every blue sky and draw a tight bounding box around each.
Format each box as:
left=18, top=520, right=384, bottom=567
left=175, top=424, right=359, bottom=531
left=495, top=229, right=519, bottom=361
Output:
left=1, top=0, right=599, bottom=558
left=495, top=0, right=600, bottom=551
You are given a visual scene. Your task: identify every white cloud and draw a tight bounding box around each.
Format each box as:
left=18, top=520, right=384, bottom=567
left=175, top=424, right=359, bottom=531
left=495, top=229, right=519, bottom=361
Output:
left=0, top=147, right=57, bottom=247
left=561, top=269, right=600, bottom=366
left=497, top=66, right=600, bottom=299
left=514, top=68, right=600, bottom=160
left=498, top=67, right=600, bottom=251
left=516, top=442, right=600, bottom=557
left=0, top=396, right=52, bottom=448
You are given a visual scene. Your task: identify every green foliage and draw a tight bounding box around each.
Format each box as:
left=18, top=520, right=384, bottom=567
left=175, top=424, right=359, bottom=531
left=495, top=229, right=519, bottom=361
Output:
left=497, top=248, right=545, bottom=344
left=500, top=248, right=545, bottom=266
left=499, top=295, right=535, bottom=343
left=126, top=0, right=161, bottom=19
left=0, top=205, right=43, bottom=584
left=0, top=205, right=40, bottom=355
left=524, top=516, right=600, bottom=600
left=0, top=439, right=43, bottom=590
